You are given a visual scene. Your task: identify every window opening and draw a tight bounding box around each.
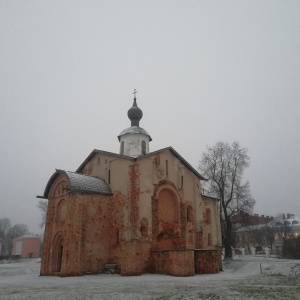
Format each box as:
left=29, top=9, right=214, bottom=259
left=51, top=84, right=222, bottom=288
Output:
left=208, top=233, right=212, bottom=246
left=187, top=206, right=193, bottom=222
left=120, top=141, right=124, bottom=155
left=141, top=140, right=146, bottom=154
left=206, top=208, right=211, bottom=225
left=166, top=160, right=168, bottom=176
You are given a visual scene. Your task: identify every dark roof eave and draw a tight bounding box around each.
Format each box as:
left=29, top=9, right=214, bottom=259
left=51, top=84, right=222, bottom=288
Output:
left=201, top=194, right=220, bottom=201
left=68, top=189, right=113, bottom=196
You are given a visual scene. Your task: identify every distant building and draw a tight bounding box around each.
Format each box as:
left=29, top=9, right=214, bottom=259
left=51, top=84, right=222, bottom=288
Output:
left=11, top=235, right=41, bottom=258
left=39, top=93, right=222, bottom=277
left=270, top=214, right=300, bottom=253
left=233, top=213, right=300, bottom=254
left=232, top=213, right=273, bottom=227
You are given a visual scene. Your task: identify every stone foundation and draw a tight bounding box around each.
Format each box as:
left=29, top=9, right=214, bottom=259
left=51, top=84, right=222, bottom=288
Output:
left=194, top=249, right=220, bottom=274
left=150, top=250, right=195, bottom=276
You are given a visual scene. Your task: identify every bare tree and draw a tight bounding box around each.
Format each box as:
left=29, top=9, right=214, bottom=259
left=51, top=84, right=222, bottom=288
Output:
left=199, top=141, right=255, bottom=259
left=0, top=218, right=11, bottom=255
left=0, top=220, right=29, bottom=255
left=37, top=200, right=48, bottom=229
left=252, top=226, right=265, bottom=249
left=0, top=218, right=11, bottom=237
left=262, top=223, right=277, bottom=249
left=8, top=224, right=29, bottom=239
left=7, top=224, right=29, bottom=255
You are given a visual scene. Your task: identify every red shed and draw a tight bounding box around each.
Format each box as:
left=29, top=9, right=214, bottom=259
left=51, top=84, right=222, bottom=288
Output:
left=12, top=235, right=41, bottom=258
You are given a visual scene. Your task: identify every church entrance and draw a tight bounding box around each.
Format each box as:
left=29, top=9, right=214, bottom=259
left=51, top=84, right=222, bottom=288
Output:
left=52, top=233, right=64, bottom=273
left=57, top=244, right=63, bottom=272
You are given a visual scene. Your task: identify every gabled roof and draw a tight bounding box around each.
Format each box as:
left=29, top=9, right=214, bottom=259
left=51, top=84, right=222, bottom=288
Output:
left=76, top=149, right=134, bottom=173
left=136, top=147, right=206, bottom=180
left=43, top=170, right=112, bottom=198
left=76, top=147, right=206, bottom=180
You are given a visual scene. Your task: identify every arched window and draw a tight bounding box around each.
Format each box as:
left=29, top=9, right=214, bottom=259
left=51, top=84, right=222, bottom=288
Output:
left=165, top=160, right=168, bottom=176
left=187, top=206, right=193, bottom=222
left=120, top=141, right=124, bottom=155
left=208, top=233, right=212, bottom=246
left=114, top=228, right=119, bottom=244
left=141, top=140, right=146, bottom=154
left=206, top=208, right=211, bottom=225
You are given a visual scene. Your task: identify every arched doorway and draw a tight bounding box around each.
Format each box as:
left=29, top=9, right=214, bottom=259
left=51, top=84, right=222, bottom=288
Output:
left=52, top=233, right=64, bottom=273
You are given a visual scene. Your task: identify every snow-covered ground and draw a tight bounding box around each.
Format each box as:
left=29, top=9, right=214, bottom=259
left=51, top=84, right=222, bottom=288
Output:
left=0, top=256, right=299, bottom=300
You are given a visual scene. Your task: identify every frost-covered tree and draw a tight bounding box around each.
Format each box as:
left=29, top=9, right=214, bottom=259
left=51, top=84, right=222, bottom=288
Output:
left=199, top=141, right=255, bottom=259
left=0, top=218, right=11, bottom=255
left=0, top=219, right=29, bottom=255
left=37, top=200, right=48, bottom=229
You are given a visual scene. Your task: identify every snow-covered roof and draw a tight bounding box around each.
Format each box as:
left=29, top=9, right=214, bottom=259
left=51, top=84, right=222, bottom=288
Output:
left=269, top=216, right=300, bottom=227
left=235, top=224, right=266, bottom=232
left=43, top=170, right=112, bottom=198
left=118, top=126, right=152, bottom=141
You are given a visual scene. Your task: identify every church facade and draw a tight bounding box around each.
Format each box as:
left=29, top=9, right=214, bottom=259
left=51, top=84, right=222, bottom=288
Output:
left=40, top=94, right=222, bottom=277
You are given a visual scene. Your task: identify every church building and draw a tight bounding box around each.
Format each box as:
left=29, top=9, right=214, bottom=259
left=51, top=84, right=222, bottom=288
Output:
left=40, top=92, right=222, bottom=277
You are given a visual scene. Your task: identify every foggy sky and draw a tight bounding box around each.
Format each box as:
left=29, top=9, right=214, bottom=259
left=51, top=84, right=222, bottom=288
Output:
left=1, top=1, right=299, bottom=233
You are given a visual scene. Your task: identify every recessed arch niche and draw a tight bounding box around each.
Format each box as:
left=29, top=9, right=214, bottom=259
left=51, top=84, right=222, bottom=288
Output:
left=157, top=188, right=179, bottom=224
left=156, top=187, right=180, bottom=250
left=56, top=199, right=67, bottom=223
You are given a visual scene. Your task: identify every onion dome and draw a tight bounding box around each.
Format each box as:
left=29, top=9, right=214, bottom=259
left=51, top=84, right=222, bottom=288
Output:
left=117, top=90, right=152, bottom=157
left=127, top=97, right=143, bottom=126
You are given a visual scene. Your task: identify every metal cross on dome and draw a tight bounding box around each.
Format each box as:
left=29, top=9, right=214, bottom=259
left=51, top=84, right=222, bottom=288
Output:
left=133, top=89, right=138, bottom=98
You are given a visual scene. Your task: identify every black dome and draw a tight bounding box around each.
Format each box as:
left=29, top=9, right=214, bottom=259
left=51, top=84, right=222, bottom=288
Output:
left=127, top=98, right=143, bottom=126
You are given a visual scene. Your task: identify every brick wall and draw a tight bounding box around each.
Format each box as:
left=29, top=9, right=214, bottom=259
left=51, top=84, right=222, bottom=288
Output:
left=194, top=250, right=220, bottom=274
left=41, top=178, right=123, bottom=276
left=120, top=241, right=151, bottom=275
left=150, top=250, right=194, bottom=276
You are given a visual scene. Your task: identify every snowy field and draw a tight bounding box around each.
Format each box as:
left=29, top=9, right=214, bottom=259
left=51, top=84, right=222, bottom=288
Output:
left=0, top=256, right=299, bottom=300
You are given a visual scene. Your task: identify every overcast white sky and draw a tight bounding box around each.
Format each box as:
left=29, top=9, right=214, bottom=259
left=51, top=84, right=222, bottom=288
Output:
left=1, top=1, right=299, bottom=233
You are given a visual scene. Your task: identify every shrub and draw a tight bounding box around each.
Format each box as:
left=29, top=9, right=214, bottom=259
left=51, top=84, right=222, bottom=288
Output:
left=282, top=237, right=300, bottom=259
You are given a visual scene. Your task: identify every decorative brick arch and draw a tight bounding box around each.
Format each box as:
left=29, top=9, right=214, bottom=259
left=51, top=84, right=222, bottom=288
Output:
left=49, top=176, right=68, bottom=199
left=52, top=232, right=64, bottom=273
left=56, top=199, right=67, bottom=223
left=152, top=180, right=182, bottom=250
left=152, top=180, right=183, bottom=201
